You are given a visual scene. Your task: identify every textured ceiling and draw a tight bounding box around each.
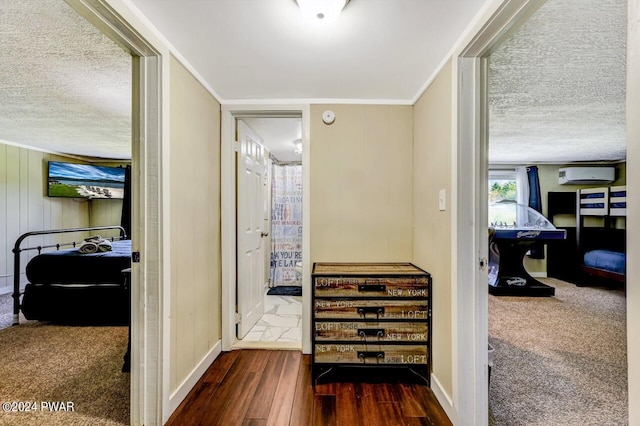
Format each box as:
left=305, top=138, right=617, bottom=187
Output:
left=489, top=0, right=627, bottom=164
left=0, top=0, right=628, bottom=163
left=0, top=0, right=131, bottom=160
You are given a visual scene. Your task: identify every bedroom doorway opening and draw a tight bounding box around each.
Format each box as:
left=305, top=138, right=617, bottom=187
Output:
left=485, top=1, right=628, bottom=423
left=0, top=0, right=165, bottom=423
left=234, top=116, right=304, bottom=349
left=0, top=1, right=134, bottom=425
left=221, top=105, right=311, bottom=354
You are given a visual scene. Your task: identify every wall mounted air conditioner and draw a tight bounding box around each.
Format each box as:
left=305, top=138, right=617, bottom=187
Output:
left=558, top=167, right=615, bottom=185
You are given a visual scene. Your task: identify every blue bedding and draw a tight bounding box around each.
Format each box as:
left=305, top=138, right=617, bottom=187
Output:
left=582, top=203, right=606, bottom=209
left=26, top=239, right=132, bottom=285
left=583, top=249, right=626, bottom=274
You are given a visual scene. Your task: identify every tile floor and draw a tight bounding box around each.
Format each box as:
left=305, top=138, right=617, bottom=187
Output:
left=236, top=289, right=302, bottom=347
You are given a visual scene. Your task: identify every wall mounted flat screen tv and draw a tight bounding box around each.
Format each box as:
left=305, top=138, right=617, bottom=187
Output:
left=48, top=161, right=125, bottom=199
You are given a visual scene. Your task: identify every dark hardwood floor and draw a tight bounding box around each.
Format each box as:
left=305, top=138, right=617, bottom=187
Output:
left=166, top=350, right=452, bottom=426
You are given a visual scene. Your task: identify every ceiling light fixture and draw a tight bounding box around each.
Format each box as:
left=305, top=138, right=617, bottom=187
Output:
left=296, top=0, right=350, bottom=24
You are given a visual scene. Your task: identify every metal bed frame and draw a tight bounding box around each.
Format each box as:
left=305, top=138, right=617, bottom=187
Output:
left=11, top=225, right=127, bottom=325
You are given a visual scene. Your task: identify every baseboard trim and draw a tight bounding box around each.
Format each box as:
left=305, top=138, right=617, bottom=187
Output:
left=168, top=340, right=222, bottom=415
left=232, top=340, right=301, bottom=351
left=0, top=283, right=26, bottom=296
left=431, top=373, right=458, bottom=425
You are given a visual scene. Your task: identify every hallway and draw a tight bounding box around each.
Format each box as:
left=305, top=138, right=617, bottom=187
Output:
left=166, top=350, right=452, bottom=425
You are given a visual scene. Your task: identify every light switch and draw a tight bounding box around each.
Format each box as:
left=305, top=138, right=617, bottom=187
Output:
left=439, top=189, right=446, bottom=211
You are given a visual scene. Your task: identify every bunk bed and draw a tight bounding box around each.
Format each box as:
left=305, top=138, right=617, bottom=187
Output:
left=576, top=186, right=626, bottom=283
left=12, top=226, right=131, bottom=325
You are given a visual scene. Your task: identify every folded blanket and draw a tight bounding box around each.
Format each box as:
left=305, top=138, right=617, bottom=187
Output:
left=98, top=240, right=113, bottom=252
left=78, top=235, right=114, bottom=253
left=79, top=241, right=99, bottom=254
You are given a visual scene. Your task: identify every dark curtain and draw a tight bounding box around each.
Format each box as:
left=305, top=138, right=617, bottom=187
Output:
left=120, top=165, right=132, bottom=239
left=527, top=166, right=544, bottom=259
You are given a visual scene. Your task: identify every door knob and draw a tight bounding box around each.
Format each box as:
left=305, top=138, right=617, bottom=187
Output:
left=261, top=232, right=269, bottom=237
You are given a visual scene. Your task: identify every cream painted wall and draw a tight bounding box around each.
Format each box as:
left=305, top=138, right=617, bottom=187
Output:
left=0, top=143, right=122, bottom=294
left=625, top=0, right=639, bottom=423
left=310, top=104, right=413, bottom=262
left=412, top=59, right=454, bottom=396
left=522, top=162, right=627, bottom=274
left=169, top=56, right=221, bottom=394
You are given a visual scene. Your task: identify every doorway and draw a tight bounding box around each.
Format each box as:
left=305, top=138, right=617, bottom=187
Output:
left=454, top=1, right=549, bottom=423
left=485, top=0, right=628, bottom=422
left=221, top=105, right=312, bottom=354
left=64, top=1, right=165, bottom=423
left=0, top=1, right=133, bottom=424
left=456, top=0, right=634, bottom=424
left=234, top=117, right=304, bottom=349
left=0, top=0, right=164, bottom=422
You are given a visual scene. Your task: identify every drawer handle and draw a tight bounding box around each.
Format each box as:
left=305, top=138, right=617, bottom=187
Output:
left=357, top=307, right=385, bottom=318
left=358, top=351, right=385, bottom=363
left=357, top=328, right=385, bottom=340
left=358, top=284, right=387, bottom=292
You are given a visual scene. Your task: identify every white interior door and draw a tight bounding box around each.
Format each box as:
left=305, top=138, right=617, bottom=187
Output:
left=237, top=120, right=266, bottom=338
left=264, top=156, right=272, bottom=286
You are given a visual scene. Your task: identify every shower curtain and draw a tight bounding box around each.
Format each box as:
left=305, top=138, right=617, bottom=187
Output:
left=270, top=164, right=302, bottom=286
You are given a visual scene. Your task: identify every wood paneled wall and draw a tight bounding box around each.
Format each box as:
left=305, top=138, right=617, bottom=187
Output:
left=90, top=199, right=124, bottom=237
left=412, top=59, right=454, bottom=396
left=169, top=56, right=221, bottom=394
left=0, top=144, right=90, bottom=293
left=0, top=143, right=127, bottom=294
left=310, top=104, right=414, bottom=263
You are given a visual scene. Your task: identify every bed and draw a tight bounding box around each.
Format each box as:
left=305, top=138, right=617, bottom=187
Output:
left=12, top=226, right=131, bottom=325
left=577, top=186, right=626, bottom=283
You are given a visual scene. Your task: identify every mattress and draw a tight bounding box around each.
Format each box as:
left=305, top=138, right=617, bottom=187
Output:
left=583, top=249, right=626, bottom=275
left=581, top=192, right=606, bottom=209
left=21, top=282, right=128, bottom=324
left=26, top=239, right=132, bottom=285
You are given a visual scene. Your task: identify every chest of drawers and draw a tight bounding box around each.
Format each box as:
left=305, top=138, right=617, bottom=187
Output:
left=312, top=262, right=431, bottom=385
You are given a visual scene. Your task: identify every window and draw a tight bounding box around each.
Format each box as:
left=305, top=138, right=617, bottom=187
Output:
left=489, top=176, right=517, bottom=203
left=489, top=169, right=518, bottom=225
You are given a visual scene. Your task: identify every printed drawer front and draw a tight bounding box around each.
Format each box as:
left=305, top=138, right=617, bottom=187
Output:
left=314, top=321, right=428, bottom=342
left=314, top=344, right=428, bottom=365
left=314, top=299, right=428, bottom=320
left=314, top=276, right=429, bottom=298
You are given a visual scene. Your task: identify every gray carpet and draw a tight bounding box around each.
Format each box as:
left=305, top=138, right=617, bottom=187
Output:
left=0, top=292, right=25, bottom=330
left=0, top=293, right=129, bottom=426
left=489, top=278, right=627, bottom=425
